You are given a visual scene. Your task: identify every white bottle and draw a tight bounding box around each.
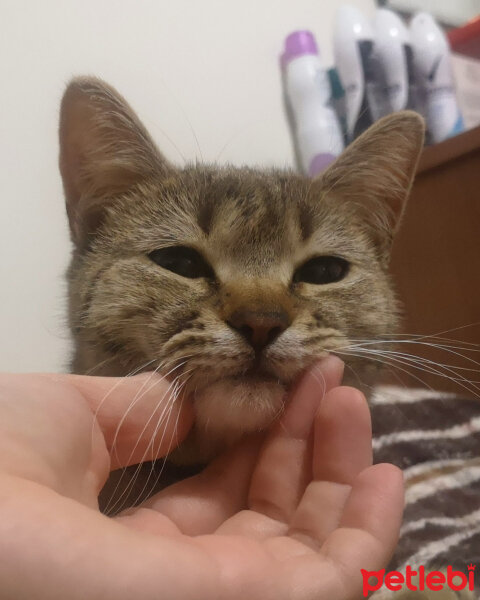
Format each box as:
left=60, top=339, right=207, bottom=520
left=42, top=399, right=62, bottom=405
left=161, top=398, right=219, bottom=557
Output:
left=410, top=12, right=464, bottom=143
left=282, top=30, right=344, bottom=176
left=334, top=5, right=382, bottom=141
left=374, top=8, right=416, bottom=114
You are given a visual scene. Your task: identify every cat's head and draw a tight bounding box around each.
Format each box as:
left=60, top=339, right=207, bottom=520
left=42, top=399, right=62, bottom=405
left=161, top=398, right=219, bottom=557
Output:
left=60, top=77, right=424, bottom=461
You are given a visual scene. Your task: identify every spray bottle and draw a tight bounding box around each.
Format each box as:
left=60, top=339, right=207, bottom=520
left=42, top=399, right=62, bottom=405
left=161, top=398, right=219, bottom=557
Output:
left=374, top=8, right=417, bottom=114
left=281, top=30, right=344, bottom=176
left=334, top=5, right=384, bottom=141
left=410, top=12, right=464, bottom=143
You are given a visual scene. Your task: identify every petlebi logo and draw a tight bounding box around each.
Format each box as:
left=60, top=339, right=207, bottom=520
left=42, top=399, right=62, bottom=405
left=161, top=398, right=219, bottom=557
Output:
left=361, top=564, right=476, bottom=596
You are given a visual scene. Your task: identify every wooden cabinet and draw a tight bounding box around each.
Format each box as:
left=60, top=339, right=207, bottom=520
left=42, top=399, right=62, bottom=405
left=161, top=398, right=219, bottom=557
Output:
left=388, top=125, right=480, bottom=395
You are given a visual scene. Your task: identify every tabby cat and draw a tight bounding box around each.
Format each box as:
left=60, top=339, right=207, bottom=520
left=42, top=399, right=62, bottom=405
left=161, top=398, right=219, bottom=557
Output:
left=59, top=77, right=424, bottom=467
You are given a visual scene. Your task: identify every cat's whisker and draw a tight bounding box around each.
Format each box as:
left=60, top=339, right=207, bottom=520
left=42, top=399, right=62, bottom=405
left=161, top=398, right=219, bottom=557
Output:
left=352, top=332, right=480, bottom=348
left=348, top=362, right=376, bottom=392
left=90, top=358, right=159, bottom=445
left=347, top=337, right=480, bottom=359
left=104, top=362, right=194, bottom=515
left=343, top=359, right=377, bottom=392
left=113, top=392, right=180, bottom=514
left=108, top=357, right=193, bottom=466
left=366, top=350, right=480, bottom=397
left=103, top=374, right=180, bottom=515
left=330, top=335, right=480, bottom=393
left=215, top=126, right=248, bottom=163
left=393, top=321, right=480, bottom=341
left=84, top=354, right=119, bottom=375
left=116, top=370, right=193, bottom=513
left=161, top=129, right=188, bottom=163
left=331, top=348, right=474, bottom=430
left=108, top=360, right=177, bottom=468
left=364, top=347, right=480, bottom=376
left=137, top=375, right=194, bottom=507
left=306, top=367, right=328, bottom=397
left=385, top=349, right=480, bottom=390
left=347, top=322, right=480, bottom=349
left=146, top=369, right=194, bottom=464
left=270, top=400, right=287, bottom=431
left=343, top=340, right=480, bottom=379
left=331, top=348, right=441, bottom=394
left=338, top=347, right=452, bottom=381
left=383, top=362, right=411, bottom=388
left=332, top=346, right=480, bottom=400
left=102, top=360, right=173, bottom=515
left=159, top=84, right=204, bottom=165
left=342, top=343, right=480, bottom=382
left=106, top=353, right=191, bottom=452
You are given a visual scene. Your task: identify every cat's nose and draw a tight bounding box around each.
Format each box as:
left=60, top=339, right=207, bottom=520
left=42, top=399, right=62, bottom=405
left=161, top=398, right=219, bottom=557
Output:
left=227, top=310, right=290, bottom=352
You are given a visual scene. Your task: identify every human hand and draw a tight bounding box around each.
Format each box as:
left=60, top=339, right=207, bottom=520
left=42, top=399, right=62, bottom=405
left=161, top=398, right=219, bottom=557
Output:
left=0, top=358, right=403, bottom=600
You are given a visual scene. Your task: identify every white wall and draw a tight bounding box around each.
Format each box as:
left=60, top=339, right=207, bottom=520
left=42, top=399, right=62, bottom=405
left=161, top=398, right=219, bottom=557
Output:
left=0, top=0, right=375, bottom=373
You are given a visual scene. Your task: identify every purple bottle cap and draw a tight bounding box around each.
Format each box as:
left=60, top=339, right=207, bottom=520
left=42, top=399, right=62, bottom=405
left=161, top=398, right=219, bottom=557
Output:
left=309, top=153, right=336, bottom=177
left=281, top=30, right=318, bottom=67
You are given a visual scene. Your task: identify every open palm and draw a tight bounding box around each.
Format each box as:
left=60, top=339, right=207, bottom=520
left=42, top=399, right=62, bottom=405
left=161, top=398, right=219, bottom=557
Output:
left=0, top=358, right=402, bottom=600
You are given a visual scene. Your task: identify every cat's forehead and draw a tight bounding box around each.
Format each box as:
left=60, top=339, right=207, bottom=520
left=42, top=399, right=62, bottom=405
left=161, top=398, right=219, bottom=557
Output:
left=186, top=167, right=316, bottom=258
left=187, top=166, right=319, bottom=238
left=110, top=165, right=364, bottom=268
left=176, top=166, right=362, bottom=272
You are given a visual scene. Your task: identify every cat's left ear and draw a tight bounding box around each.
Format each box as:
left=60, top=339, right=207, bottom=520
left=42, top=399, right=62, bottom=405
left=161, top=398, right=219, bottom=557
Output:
left=59, top=76, right=172, bottom=248
left=319, top=111, right=425, bottom=250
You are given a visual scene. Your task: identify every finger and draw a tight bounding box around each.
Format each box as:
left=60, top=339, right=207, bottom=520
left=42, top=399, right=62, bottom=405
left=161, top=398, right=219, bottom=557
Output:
left=321, top=464, right=404, bottom=595
left=0, top=373, right=107, bottom=502
left=313, top=386, right=372, bottom=483
left=275, top=465, right=404, bottom=600
left=0, top=474, right=218, bottom=600
left=134, top=435, right=263, bottom=535
left=288, top=386, right=372, bottom=547
left=244, top=356, right=344, bottom=525
left=59, top=372, right=194, bottom=469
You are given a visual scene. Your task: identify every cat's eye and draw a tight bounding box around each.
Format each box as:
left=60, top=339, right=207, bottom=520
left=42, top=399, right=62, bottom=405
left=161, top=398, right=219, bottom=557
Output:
left=293, top=256, right=349, bottom=285
left=148, top=246, right=215, bottom=279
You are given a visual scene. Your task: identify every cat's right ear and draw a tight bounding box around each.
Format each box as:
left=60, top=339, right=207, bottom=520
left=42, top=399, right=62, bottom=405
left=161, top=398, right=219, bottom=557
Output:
left=59, top=76, right=171, bottom=249
left=318, top=111, right=425, bottom=254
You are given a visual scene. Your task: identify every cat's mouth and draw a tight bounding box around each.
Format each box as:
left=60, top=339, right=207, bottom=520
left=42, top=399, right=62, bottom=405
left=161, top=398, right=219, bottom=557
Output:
left=237, top=363, right=281, bottom=383
left=168, top=347, right=327, bottom=463
left=171, top=372, right=286, bottom=464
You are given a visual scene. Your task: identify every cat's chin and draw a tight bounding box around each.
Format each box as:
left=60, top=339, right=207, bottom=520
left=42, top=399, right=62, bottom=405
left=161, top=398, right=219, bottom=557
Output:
left=195, top=376, right=286, bottom=435
left=170, top=376, right=286, bottom=464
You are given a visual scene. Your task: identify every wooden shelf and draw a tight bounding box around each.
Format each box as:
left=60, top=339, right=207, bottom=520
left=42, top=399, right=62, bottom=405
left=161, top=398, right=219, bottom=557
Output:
left=387, top=127, right=480, bottom=395
left=418, top=124, right=480, bottom=173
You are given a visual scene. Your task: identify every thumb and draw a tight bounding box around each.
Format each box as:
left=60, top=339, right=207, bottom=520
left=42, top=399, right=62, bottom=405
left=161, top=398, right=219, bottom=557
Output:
left=62, top=371, right=194, bottom=469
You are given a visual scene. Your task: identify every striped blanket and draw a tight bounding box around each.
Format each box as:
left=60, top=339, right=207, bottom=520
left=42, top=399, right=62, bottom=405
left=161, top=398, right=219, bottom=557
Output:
left=370, top=386, right=480, bottom=598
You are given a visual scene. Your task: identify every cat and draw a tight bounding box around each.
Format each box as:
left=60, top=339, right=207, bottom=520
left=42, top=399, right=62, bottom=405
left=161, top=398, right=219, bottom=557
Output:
left=59, top=76, right=424, bottom=478
left=60, top=80, right=479, bottom=599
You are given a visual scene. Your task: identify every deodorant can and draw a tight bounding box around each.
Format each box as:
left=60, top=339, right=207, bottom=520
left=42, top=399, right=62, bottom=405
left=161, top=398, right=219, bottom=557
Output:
left=374, top=8, right=416, bottom=114
left=334, top=5, right=380, bottom=141
left=282, top=30, right=344, bottom=176
left=410, top=12, right=464, bottom=143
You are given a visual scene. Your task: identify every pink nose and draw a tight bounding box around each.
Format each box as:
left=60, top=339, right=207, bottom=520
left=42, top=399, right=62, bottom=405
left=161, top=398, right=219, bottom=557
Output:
left=227, top=310, right=290, bottom=351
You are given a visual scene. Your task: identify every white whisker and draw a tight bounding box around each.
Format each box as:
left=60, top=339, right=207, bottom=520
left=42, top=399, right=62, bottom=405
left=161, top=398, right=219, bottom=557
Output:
left=104, top=361, right=194, bottom=514
left=330, top=346, right=480, bottom=401
left=127, top=371, right=193, bottom=509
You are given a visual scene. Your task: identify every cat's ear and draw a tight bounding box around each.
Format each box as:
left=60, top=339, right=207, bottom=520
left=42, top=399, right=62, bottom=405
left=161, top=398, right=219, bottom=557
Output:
left=59, top=76, right=171, bottom=248
left=319, top=111, right=425, bottom=251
